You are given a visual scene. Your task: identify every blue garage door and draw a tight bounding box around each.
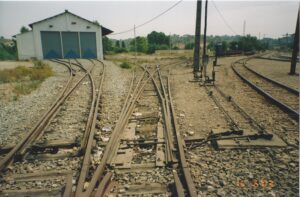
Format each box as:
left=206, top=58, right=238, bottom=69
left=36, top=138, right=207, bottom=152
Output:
left=41, top=31, right=62, bottom=59
left=62, top=32, right=80, bottom=58
left=80, top=32, right=97, bottom=58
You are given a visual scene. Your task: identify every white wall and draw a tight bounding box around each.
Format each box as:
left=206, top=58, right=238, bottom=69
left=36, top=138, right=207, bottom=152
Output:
left=16, top=31, right=35, bottom=60
left=17, top=12, right=103, bottom=59
left=17, top=12, right=104, bottom=60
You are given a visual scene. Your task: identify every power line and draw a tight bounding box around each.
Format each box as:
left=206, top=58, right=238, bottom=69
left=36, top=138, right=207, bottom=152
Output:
left=110, top=0, right=183, bottom=36
left=211, top=0, right=238, bottom=35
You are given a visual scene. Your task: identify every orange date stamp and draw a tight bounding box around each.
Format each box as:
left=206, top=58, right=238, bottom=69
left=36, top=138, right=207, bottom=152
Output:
left=236, top=179, right=275, bottom=189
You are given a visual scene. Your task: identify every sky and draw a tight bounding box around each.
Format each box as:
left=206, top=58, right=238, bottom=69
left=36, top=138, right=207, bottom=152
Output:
left=0, top=0, right=299, bottom=39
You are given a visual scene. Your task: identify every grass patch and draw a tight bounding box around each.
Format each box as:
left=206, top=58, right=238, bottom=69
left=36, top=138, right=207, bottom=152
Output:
left=0, top=60, right=53, bottom=99
left=120, top=62, right=131, bottom=69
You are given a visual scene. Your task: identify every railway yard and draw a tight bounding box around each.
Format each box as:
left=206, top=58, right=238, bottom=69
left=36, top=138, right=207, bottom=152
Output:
left=0, top=51, right=299, bottom=197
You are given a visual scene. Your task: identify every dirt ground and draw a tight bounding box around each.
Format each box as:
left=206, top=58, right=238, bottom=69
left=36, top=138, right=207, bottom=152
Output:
left=169, top=54, right=298, bottom=196
left=247, top=58, right=299, bottom=90
left=0, top=60, right=33, bottom=70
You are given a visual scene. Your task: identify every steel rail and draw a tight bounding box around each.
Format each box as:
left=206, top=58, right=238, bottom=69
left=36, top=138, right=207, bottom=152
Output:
left=51, top=59, right=98, bottom=153
left=73, top=59, right=97, bottom=152
left=144, top=66, right=173, bottom=163
left=243, top=62, right=299, bottom=95
left=167, top=76, right=197, bottom=197
left=0, top=60, right=74, bottom=171
left=157, top=66, right=175, bottom=154
left=77, top=69, right=156, bottom=197
left=74, top=59, right=106, bottom=196
left=92, top=69, right=158, bottom=195
left=256, top=56, right=293, bottom=62
left=204, top=85, right=240, bottom=130
left=214, top=85, right=268, bottom=135
left=232, top=62, right=299, bottom=121
left=85, top=69, right=156, bottom=197
left=146, top=66, right=197, bottom=196
left=18, top=59, right=97, bottom=158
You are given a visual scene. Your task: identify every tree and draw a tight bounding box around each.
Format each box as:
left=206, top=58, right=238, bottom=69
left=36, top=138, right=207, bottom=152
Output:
left=115, top=40, right=120, bottom=48
left=229, top=41, right=239, bottom=51
left=102, top=36, right=113, bottom=54
left=20, top=26, right=30, bottom=33
left=221, top=41, right=228, bottom=53
left=130, top=36, right=148, bottom=53
left=147, top=44, right=156, bottom=54
left=185, top=43, right=194, bottom=49
left=121, top=41, right=126, bottom=49
left=146, top=31, right=171, bottom=53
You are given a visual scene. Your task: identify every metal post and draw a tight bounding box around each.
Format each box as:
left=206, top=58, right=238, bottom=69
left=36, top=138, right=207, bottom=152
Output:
left=202, top=0, right=208, bottom=79
left=193, top=0, right=202, bottom=75
left=290, top=8, right=299, bottom=75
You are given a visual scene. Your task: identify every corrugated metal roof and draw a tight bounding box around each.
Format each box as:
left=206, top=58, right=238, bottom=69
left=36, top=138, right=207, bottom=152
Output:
left=28, top=10, right=113, bottom=36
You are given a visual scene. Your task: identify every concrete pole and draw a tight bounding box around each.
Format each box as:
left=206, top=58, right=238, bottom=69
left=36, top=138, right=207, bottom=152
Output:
left=193, top=0, right=202, bottom=74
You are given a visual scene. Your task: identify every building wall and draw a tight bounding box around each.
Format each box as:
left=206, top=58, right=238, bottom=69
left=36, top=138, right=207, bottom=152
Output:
left=17, top=12, right=104, bottom=60
left=16, top=31, right=35, bottom=60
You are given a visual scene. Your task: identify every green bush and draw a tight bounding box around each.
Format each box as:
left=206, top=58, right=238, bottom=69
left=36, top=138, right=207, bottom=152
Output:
left=120, top=62, right=131, bottom=69
left=0, top=43, right=17, bottom=60
left=147, top=44, right=156, bottom=54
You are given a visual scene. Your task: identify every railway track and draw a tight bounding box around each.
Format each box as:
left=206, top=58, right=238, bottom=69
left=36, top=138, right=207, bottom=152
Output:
left=0, top=59, right=105, bottom=196
left=73, top=64, right=196, bottom=196
left=188, top=82, right=276, bottom=150
left=232, top=57, right=299, bottom=121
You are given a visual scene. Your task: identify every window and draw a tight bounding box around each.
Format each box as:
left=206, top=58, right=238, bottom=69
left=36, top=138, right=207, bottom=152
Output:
left=71, top=22, right=76, bottom=25
left=86, top=26, right=90, bottom=29
left=49, top=25, right=53, bottom=28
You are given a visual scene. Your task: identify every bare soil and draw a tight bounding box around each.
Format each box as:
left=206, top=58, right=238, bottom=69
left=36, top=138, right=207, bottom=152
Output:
left=247, top=58, right=299, bottom=90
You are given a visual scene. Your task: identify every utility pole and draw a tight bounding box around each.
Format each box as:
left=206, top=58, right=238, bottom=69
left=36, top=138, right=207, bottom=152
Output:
left=193, top=0, right=202, bottom=76
left=202, top=0, right=208, bottom=79
left=289, top=8, right=299, bottom=75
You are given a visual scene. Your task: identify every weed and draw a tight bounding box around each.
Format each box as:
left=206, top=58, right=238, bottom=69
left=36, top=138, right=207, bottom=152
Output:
left=0, top=61, right=53, bottom=97
left=0, top=61, right=53, bottom=84
left=120, top=62, right=131, bottom=69
left=14, top=81, right=41, bottom=95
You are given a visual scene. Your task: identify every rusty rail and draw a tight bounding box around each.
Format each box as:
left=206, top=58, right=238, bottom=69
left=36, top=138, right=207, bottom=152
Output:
left=0, top=60, right=74, bottom=171
left=232, top=61, right=299, bottom=121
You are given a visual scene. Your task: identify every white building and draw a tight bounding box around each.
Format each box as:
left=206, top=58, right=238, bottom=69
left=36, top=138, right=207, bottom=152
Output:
left=15, top=10, right=112, bottom=60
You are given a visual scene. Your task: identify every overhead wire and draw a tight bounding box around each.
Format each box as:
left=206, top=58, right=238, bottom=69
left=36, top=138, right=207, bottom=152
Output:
left=211, top=0, right=238, bottom=35
left=110, top=0, right=183, bottom=36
